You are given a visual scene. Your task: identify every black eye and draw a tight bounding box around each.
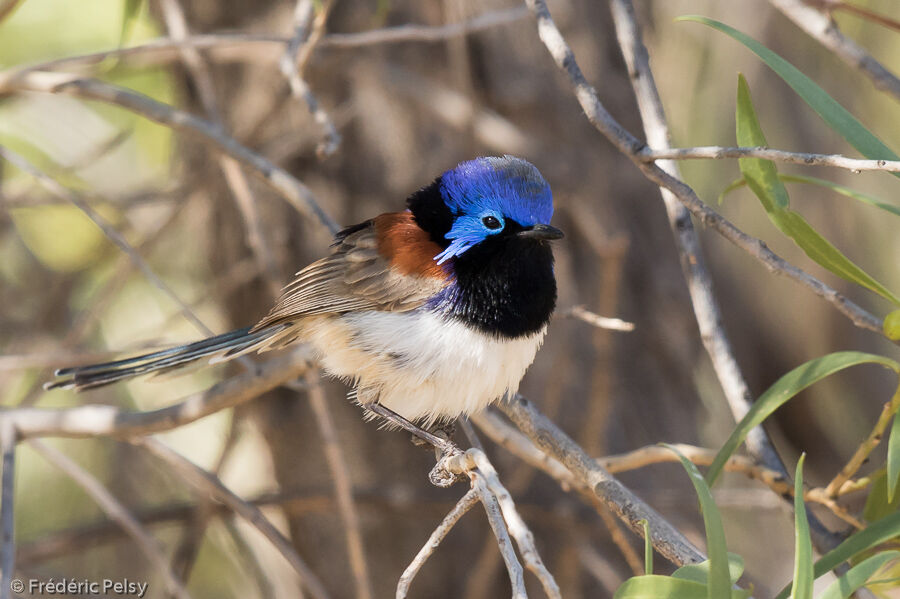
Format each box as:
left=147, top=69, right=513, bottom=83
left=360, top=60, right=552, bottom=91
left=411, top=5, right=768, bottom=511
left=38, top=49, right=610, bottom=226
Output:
left=482, top=215, right=502, bottom=230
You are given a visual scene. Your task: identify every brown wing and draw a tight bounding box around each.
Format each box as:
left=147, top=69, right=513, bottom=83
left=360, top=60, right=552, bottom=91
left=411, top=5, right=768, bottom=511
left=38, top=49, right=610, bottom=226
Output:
left=252, top=213, right=450, bottom=330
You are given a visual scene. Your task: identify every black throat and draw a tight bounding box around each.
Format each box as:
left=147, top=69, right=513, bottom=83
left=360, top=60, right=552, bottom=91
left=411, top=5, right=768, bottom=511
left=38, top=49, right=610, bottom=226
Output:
left=407, top=177, right=558, bottom=339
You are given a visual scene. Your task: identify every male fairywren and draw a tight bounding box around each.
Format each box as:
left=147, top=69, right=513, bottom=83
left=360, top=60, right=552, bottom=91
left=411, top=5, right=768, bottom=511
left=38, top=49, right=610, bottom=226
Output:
left=48, top=156, right=564, bottom=427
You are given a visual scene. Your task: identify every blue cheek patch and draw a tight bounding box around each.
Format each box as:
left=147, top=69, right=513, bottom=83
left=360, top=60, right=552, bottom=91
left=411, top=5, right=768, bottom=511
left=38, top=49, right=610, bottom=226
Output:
left=434, top=215, right=497, bottom=264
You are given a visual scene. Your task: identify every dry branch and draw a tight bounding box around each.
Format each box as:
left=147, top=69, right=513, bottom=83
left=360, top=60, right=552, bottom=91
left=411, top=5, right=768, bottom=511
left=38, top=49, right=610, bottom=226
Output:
left=136, top=437, right=331, bottom=599
left=8, top=346, right=313, bottom=439
left=523, top=0, right=891, bottom=345
left=770, top=0, right=900, bottom=102
left=499, top=396, right=706, bottom=566
left=641, top=146, right=900, bottom=173
left=28, top=440, right=193, bottom=599
left=1, top=71, right=339, bottom=234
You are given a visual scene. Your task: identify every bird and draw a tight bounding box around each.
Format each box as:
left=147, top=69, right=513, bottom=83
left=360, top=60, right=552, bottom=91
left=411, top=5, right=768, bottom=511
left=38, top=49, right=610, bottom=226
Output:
left=47, top=155, right=563, bottom=428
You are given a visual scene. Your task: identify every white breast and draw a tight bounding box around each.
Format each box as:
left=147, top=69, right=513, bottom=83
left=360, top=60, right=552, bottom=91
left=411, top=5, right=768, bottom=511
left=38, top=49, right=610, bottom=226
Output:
left=302, top=311, right=546, bottom=425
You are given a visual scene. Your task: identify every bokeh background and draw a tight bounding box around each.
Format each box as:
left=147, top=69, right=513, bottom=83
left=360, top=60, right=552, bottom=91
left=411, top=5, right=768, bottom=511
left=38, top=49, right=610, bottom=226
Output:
left=1, top=0, right=899, bottom=597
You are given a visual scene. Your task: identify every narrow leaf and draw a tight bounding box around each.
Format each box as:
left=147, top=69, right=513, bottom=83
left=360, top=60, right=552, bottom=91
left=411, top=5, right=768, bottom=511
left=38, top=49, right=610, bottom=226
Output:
left=679, top=16, right=900, bottom=171
left=663, top=444, right=731, bottom=599
left=779, top=174, right=900, bottom=218
left=734, top=74, right=900, bottom=306
left=673, top=554, right=745, bottom=585
left=707, top=352, right=900, bottom=486
left=818, top=551, right=900, bottom=599
left=887, top=386, right=900, bottom=502
left=641, top=519, right=653, bottom=575
left=776, top=512, right=900, bottom=598
left=791, top=455, right=813, bottom=599
left=613, top=576, right=750, bottom=599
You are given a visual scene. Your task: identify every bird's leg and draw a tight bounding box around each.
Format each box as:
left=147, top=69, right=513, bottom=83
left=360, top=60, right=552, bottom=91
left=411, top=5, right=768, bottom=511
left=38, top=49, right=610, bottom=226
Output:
left=364, top=403, right=465, bottom=488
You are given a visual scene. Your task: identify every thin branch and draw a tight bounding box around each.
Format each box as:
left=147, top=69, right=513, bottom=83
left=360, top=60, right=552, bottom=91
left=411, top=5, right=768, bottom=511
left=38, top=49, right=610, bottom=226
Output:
left=159, top=0, right=282, bottom=300
left=396, top=489, right=479, bottom=599
left=0, top=420, right=16, bottom=599
left=0, top=0, right=22, bottom=25
left=2, top=71, right=339, bottom=234
left=641, top=146, right=900, bottom=173
left=609, top=0, right=789, bottom=506
left=465, top=450, right=561, bottom=599
left=28, top=439, right=192, bottom=599
left=301, top=373, right=373, bottom=599
left=499, top=395, right=706, bottom=566
left=280, top=0, right=341, bottom=157
left=770, top=0, right=900, bottom=102
left=524, top=0, right=891, bottom=345
left=136, top=437, right=331, bottom=599
left=0, top=145, right=215, bottom=337
left=560, top=306, right=635, bottom=332
left=13, top=346, right=313, bottom=439
left=470, top=472, right=527, bottom=599
left=825, top=387, right=900, bottom=497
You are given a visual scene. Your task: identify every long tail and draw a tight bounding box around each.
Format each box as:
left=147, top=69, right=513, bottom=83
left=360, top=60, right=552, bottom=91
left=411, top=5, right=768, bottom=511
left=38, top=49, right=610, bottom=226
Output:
left=45, top=324, right=289, bottom=392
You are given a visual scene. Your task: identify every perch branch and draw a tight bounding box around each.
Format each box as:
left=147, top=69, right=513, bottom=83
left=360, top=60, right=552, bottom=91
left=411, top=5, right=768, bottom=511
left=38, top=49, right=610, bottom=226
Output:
left=560, top=306, right=635, bottom=332
left=500, top=395, right=706, bottom=566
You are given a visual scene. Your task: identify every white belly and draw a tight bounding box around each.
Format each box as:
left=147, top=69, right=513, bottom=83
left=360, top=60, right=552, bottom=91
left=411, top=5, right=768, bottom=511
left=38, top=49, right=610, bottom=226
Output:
left=302, top=311, right=545, bottom=425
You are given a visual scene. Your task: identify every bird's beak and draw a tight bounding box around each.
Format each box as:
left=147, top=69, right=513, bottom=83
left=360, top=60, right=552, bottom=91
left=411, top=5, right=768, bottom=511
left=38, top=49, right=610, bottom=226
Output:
left=518, top=224, right=564, bottom=240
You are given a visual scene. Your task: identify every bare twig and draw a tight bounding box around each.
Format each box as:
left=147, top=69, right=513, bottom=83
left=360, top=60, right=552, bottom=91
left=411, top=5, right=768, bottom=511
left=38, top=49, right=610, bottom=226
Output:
left=159, top=0, right=282, bottom=299
left=11, top=346, right=313, bottom=439
left=280, top=0, right=341, bottom=157
left=0, top=6, right=529, bottom=77
left=500, top=395, right=706, bottom=566
left=825, top=387, right=900, bottom=497
left=609, top=0, right=789, bottom=500
left=0, top=145, right=215, bottom=337
left=28, top=439, right=193, bottom=599
left=641, top=146, right=900, bottom=173
left=136, top=437, right=331, bottom=599
left=470, top=473, right=527, bottom=599
left=524, top=0, right=891, bottom=344
left=0, top=420, right=15, bottom=599
left=560, top=306, right=634, bottom=332
left=3, top=71, right=339, bottom=234
left=770, top=0, right=900, bottom=102
left=396, top=489, right=479, bottom=599
left=302, top=373, right=373, bottom=599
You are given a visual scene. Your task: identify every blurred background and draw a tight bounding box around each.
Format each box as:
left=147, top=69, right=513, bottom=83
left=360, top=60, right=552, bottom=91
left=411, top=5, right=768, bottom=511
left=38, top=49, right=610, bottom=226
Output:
left=1, top=0, right=899, bottom=597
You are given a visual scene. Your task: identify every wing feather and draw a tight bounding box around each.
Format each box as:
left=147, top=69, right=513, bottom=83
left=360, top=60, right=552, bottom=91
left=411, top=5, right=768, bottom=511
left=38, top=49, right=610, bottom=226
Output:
left=252, top=214, right=449, bottom=330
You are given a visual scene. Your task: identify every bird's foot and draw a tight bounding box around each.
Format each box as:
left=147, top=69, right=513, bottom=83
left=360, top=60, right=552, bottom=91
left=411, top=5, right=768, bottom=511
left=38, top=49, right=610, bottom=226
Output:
left=410, top=420, right=456, bottom=449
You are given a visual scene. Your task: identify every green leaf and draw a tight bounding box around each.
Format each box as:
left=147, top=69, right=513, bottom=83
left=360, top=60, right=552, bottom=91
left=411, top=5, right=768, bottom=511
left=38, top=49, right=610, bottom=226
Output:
left=791, top=455, right=813, bottom=599
left=718, top=175, right=900, bottom=218
left=663, top=444, right=731, bottom=599
left=673, top=553, right=745, bottom=585
left=613, top=576, right=750, bottom=599
left=862, top=470, right=900, bottom=522
left=119, top=0, right=144, bottom=46
left=707, top=352, right=900, bottom=486
left=887, top=387, right=900, bottom=502
left=678, top=16, right=900, bottom=170
left=779, top=174, right=900, bottom=218
left=734, top=74, right=900, bottom=306
left=641, top=519, right=653, bottom=575
left=776, top=512, right=900, bottom=599
left=819, top=551, right=900, bottom=599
